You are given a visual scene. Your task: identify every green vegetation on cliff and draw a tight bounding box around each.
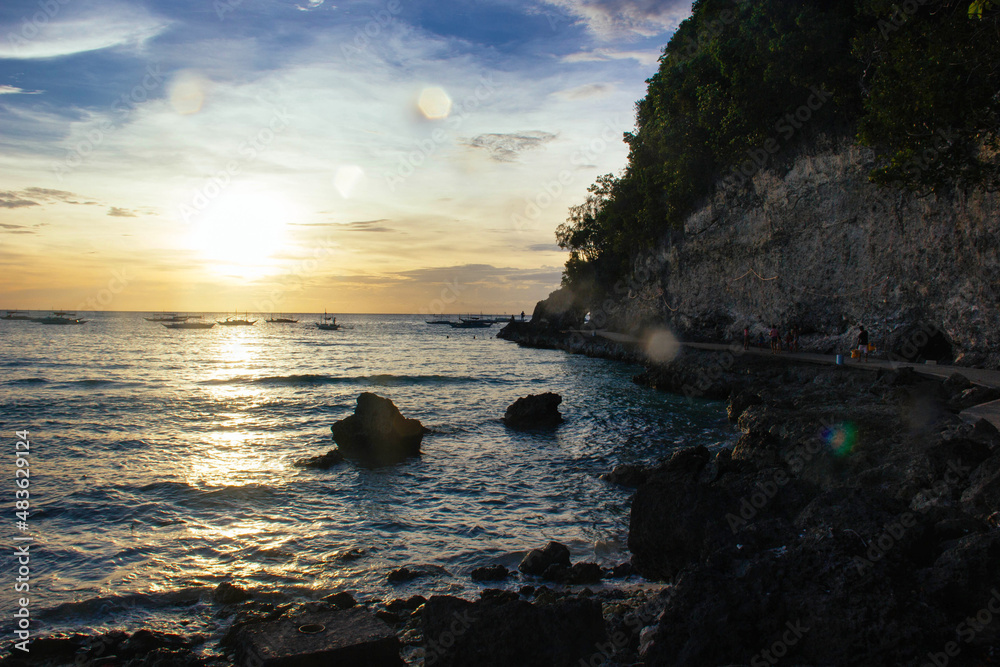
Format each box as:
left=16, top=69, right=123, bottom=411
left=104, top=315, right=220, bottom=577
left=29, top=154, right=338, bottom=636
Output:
left=557, top=0, right=1000, bottom=288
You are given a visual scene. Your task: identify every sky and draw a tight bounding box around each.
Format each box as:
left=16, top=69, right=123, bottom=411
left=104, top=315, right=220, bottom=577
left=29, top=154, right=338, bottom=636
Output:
left=0, top=0, right=691, bottom=314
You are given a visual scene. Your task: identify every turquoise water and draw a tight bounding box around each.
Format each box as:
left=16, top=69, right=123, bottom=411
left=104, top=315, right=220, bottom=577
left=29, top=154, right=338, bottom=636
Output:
left=0, top=313, right=733, bottom=639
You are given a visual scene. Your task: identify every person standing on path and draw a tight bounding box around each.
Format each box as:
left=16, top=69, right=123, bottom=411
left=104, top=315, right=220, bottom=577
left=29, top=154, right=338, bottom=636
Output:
left=857, top=325, right=870, bottom=362
left=770, top=324, right=780, bottom=353
left=743, top=326, right=751, bottom=351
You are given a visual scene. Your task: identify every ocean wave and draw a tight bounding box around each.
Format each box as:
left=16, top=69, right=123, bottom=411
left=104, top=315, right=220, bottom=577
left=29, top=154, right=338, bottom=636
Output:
left=199, top=373, right=481, bottom=387
left=6, top=377, right=47, bottom=385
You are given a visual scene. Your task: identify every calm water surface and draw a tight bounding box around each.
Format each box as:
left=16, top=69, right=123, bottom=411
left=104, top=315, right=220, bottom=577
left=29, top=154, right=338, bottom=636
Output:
left=0, top=312, right=734, bottom=641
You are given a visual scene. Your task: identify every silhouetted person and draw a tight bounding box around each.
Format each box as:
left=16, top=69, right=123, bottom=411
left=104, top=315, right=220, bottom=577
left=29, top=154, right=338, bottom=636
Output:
left=520, top=311, right=525, bottom=321
left=743, top=326, right=750, bottom=351
left=857, top=325, right=870, bottom=362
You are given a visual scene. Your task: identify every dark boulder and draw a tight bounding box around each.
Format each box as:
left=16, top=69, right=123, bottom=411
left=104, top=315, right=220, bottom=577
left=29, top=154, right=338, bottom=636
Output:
left=528, top=286, right=588, bottom=332
left=322, top=591, right=357, bottom=609
left=421, top=595, right=605, bottom=667
left=727, top=390, right=763, bottom=422
left=568, top=562, right=603, bottom=585
left=331, top=393, right=427, bottom=466
left=600, top=463, right=651, bottom=487
left=518, top=541, right=571, bottom=576
left=233, top=608, right=403, bottom=667
left=214, top=581, right=252, bottom=604
left=294, top=449, right=344, bottom=469
left=503, top=393, right=563, bottom=429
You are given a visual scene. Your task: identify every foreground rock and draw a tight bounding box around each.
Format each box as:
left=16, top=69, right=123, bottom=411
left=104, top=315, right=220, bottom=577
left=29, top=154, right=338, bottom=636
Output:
left=293, top=449, right=344, bottom=469
left=331, top=393, right=427, bottom=466
left=503, top=393, right=564, bottom=429
left=233, top=608, right=403, bottom=667
left=518, top=541, right=570, bottom=575
left=421, top=595, right=604, bottom=667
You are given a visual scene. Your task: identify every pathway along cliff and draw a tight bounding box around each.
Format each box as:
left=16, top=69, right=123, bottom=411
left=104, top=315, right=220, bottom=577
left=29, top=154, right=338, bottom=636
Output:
left=497, top=319, right=1000, bottom=665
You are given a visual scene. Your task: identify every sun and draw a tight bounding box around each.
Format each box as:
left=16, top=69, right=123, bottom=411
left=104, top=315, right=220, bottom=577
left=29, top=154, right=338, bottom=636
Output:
left=189, top=187, right=293, bottom=277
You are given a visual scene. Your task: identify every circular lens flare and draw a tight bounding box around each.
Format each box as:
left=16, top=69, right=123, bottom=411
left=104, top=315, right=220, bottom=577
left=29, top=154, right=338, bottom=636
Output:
left=417, top=87, right=452, bottom=119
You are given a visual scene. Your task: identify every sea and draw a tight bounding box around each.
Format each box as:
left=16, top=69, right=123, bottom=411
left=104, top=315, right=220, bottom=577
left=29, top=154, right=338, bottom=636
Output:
left=0, top=312, right=735, bottom=650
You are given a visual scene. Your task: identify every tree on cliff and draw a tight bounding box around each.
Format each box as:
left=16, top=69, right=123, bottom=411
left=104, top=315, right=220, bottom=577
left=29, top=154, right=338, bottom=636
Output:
left=557, top=0, right=1000, bottom=292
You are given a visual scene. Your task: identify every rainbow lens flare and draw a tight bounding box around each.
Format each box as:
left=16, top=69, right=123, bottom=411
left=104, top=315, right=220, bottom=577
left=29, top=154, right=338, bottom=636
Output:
left=822, top=422, right=858, bottom=458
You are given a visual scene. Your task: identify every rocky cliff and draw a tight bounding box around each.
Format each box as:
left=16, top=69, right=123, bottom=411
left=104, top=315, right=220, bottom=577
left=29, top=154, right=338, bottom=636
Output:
left=583, top=142, right=1000, bottom=368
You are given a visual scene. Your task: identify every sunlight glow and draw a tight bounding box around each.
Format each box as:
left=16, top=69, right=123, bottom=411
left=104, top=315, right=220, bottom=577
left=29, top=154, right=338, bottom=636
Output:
left=190, top=187, right=293, bottom=278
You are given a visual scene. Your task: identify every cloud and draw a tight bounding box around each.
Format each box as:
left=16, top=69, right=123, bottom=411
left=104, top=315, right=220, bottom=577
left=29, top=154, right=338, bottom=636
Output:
left=0, top=193, right=39, bottom=209
left=463, top=131, right=558, bottom=162
left=552, top=83, right=615, bottom=100
left=107, top=207, right=137, bottom=217
left=0, top=86, right=41, bottom=95
left=0, top=6, right=169, bottom=59
left=527, top=243, right=564, bottom=252
left=544, top=0, right=691, bottom=39
left=563, top=47, right=662, bottom=67
left=296, top=0, right=326, bottom=10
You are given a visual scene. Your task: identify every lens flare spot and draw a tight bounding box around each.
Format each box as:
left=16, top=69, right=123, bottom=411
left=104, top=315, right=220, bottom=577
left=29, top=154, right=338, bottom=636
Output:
left=643, top=328, right=680, bottom=364
left=169, top=71, right=209, bottom=115
left=417, top=87, right=452, bottom=120
left=822, top=422, right=857, bottom=457
left=334, top=165, right=365, bottom=199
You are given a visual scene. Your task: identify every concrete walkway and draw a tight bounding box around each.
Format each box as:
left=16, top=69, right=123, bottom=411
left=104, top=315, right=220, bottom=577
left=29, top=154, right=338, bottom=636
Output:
left=571, top=329, right=1000, bottom=428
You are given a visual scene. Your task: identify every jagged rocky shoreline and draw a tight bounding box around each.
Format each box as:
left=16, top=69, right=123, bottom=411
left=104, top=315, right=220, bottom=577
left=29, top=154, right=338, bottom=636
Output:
left=11, top=332, right=1000, bottom=666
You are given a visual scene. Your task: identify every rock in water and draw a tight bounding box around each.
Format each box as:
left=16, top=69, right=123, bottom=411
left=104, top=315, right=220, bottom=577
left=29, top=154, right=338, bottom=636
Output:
left=518, top=541, right=571, bottom=576
left=331, top=393, right=427, bottom=466
left=294, top=450, right=344, bottom=469
left=503, top=393, right=563, bottom=429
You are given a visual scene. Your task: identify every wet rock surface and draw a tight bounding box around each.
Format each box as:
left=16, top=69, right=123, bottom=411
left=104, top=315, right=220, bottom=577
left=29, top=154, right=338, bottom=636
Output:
left=502, top=392, right=564, bottom=429
left=331, top=393, right=427, bottom=466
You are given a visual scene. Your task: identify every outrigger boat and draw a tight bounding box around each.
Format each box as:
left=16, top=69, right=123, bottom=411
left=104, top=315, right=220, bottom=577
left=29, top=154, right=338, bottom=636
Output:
left=316, top=311, right=340, bottom=330
left=216, top=311, right=256, bottom=326
left=163, top=321, right=215, bottom=330
left=2, top=311, right=32, bottom=321
left=34, top=312, right=87, bottom=325
left=145, top=313, right=192, bottom=322
left=266, top=314, right=298, bottom=323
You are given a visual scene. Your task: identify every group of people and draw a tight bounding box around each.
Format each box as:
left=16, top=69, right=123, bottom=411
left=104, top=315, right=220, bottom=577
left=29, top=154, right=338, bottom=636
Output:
left=743, top=324, right=800, bottom=353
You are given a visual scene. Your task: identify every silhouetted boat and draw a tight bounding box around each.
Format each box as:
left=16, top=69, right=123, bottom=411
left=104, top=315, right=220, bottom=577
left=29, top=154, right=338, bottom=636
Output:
left=34, top=313, right=87, bottom=325
left=2, top=311, right=32, bottom=321
left=266, top=314, right=298, bottom=323
left=217, top=311, right=256, bottom=326
left=145, top=313, right=192, bottom=322
left=316, top=311, right=340, bottom=330
left=425, top=318, right=453, bottom=324
left=163, top=321, right=215, bottom=330
left=450, top=319, right=492, bottom=329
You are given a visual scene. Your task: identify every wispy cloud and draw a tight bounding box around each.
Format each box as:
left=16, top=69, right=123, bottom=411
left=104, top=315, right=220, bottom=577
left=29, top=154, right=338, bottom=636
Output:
left=107, top=207, right=137, bottom=217
left=0, top=5, right=170, bottom=60
left=552, top=83, right=615, bottom=100
left=0, top=192, right=38, bottom=208
left=563, top=47, right=662, bottom=66
left=0, top=85, right=41, bottom=95
left=544, top=0, right=690, bottom=39
left=463, top=131, right=558, bottom=162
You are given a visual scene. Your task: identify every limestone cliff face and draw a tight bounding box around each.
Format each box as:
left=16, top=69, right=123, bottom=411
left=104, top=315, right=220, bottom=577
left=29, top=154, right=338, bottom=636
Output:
left=598, top=144, right=1000, bottom=367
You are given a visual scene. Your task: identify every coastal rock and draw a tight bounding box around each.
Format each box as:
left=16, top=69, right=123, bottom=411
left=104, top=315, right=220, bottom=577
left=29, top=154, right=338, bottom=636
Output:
left=502, top=392, right=564, bottom=429
left=386, top=566, right=422, bottom=584
left=233, top=608, right=403, bottom=667
left=214, top=581, right=252, bottom=604
left=568, top=562, right=603, bottom=585
left=294, top=449, right=344, bottom=469
left=518, top=541, right=571, bottom=576
left=527, top=286, right=588, bottom=331
left=727, top=389, right=763, bottom=422
left=421, top=595, right=605, bottom=667
left=600, top=463, right=651, bottom=487
left=470, top=565, right=509, bottom=582
left=331, top=393, right=427, bottom=466
left=322, top=591, right=357, bottom=609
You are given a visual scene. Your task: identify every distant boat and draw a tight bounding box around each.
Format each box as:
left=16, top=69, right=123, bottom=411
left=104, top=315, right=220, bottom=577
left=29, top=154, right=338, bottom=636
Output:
left=217, top=311, right=256, bottom=326
left=2, top=311, right=32, bottom=321
left=34, top=313, right=87, bottom=325
left=425, top=318, right=454, bottom=325
left=53, top=311, right=75, bottom=317
left=163, top=321, right=215, bottom=330
left=316, top=311, right=340, bottom=330
left=449, top=319, right=492, bottom=329
left=145, top=313, right=192, bottom=322
left=266, top=314, right=298, bottom=323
